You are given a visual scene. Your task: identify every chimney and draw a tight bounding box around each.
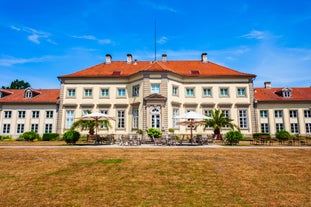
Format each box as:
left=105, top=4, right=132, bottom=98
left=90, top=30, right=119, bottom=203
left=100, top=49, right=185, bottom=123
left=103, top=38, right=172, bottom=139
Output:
left=161, top=54, right=167, bottom=62
left=126, top=54, right=132, bottom=64
left=264, top=81, right=271, bottom=89
left=201, top=53, right=208, bottom=63
left=105, top=54, right=112, bottom=64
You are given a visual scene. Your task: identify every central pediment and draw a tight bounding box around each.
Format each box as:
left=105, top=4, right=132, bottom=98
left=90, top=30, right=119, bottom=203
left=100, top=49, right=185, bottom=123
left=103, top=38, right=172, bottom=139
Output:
left=144, top=93, right=167, bottom=101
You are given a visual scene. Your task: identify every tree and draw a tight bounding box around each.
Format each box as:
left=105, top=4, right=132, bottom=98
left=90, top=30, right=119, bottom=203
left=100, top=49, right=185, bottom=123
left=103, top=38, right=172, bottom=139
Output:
left=2, top=79, right=31, bottom=89
left=204, top=109, right=238, bottom=139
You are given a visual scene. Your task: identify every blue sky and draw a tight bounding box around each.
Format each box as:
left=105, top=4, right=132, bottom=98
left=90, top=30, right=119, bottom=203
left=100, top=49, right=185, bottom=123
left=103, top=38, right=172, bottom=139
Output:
left=0, top=0, right=310, bottom=88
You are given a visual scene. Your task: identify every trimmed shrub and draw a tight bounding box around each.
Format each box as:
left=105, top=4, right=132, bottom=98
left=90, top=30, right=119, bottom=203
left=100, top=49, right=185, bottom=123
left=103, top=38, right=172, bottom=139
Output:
left=20, top=131, right=40, bottom=142
left=146, top=128, right=162, bottom=138
left=275, top=130, right=291, bottom=140
left=225, top=130, right=243, bottom=145
left=42, top=133, right=59, bottom=141
left=0, top=135, right=11, bottom=141
left=253, top=132, right=271, bottom=139
left=63, top=130, right=80, bottom=144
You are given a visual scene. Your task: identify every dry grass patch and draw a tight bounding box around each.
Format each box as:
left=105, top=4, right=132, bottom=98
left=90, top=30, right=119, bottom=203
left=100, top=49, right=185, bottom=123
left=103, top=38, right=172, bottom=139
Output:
left=0, top=148, right=310, bottom=206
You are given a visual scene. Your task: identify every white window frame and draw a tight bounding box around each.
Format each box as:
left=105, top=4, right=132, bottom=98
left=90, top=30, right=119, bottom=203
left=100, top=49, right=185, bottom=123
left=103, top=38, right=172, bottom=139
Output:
left=4, top=111, right=12, bottom=119
left=31, top=123, right=39, bottom=132
left=237, top=88, right=246, bottom=97
left=290, top=123, right=299, bottom=134
left=220, top=88, right=229, bottom=97
left=239, top=110, right=248, bottom=129
left=32, top=111, right=40, bottom=118
left=17, top=124, right=24, bottom=134
left=151, top=84, right=160, bottom=93
left=304, top=110, right=311, bottom=118
left=84, top=89, right=93, bottom=97
left=276, top=123, right=284, bottom=132
left=173, top=108, right=179, bottom=129
left=306, top=123, right=311, bottom=134
left=132, top=85, right=139, bottom=97
left=203, top=88, right=212, bottom=97
left=289, top=110, right=298, bottom=118
left=260, top=110, right=268, bottom=118
left=172, top=86, right=179, bottom=96
left=185, top=88, right=195, bottom=97
left=46, top=111, right=53, bottom=118
left=275, top=110, right=283, bottom=118
left=117, top=110, right=125, bottom=129
left=18, top=111, right=26, bottom=119
left=117, top=88, right=126, bottom=97
left=67, top=89, right=76, bottom=97
left=101, top=88, right=109, bottom=97
left=3, top=124, right=10, bottom=134
left=261, top=123, right=269, bottom=133
left=45, top=124, right=53, bottom=133
left=65, top=110, right=74, bottom=129
left=132, top=108, right=139, bottom=129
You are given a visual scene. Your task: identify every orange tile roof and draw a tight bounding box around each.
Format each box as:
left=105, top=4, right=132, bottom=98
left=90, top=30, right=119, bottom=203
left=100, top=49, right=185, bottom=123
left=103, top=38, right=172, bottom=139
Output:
left=254, top=87, right=311, bottom=102
left=58, top=60, right=256, bottom=78
left=0, top=89, right=59, bottom=104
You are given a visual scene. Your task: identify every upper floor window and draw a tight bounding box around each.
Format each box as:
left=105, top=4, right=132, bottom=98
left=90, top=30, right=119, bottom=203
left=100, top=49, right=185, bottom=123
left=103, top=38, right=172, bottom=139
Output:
left=237, top=88, right=246, bottom=97
left=186, top=88, right=195, bottom=97
left=133, top=85, right=139, bottom=97
left=67, top=89, right=76, bottom=97
left=101, top=89, right=109, bottom=97
left=260, top=110, right=268, bottom=118
left=32, top=111, right=40, bottom=118
left=4, top=111, right=12, bottom=119
left=304, top=110, right=311, bottom=118
left=289, top=110, right=298, bottom=118
left=172, top=86, right=179, bottom=96
left=46, top=111, right=53, bottom=118
left=151, top=84, right=160, bottom=93
left=118, top=88, right=126, bottom=97
left=18, top=111, right=26, bottom=119
left=84, top=89, right=92, bottom=97
left=275, top=110, right=283, bottom=118
left=203, top=88, right=212, bottom=97
left=220, top=88, right=229, bottom=97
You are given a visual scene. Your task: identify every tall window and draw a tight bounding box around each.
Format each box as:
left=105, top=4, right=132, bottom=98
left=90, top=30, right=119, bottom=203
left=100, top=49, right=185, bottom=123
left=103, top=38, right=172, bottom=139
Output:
left=306, top=123, right=311, bottom=134
left=46, top=111, right=53, bottom=118
left=237, top=88, right=246, bottom=97
left=222, top=110, right=230, bottom=118
left=101, top=89, right=109, bottom=97
left=203, top=88, right=212, bottom=97
left=151, top=84, right=160, bottom=93
left=173, top=108, right=179, bottom=128
left=275, top=110, right=283, bottom=118
left=45, top=124, right=53, bottom=133
left=289, top=110, right=298, bottom=118
left=84, top=89, right=92, bottom=97
left=117, top=110, right=125, bottom=129
left=186, top=88, right=194, bottom=97
left=118, top=88, right=126, bottom=97
left=99, top=109, right=108, bottom=129
left=17, top=124, right=24, bottom=134
left=239, top=110, right=248, bottom=129
left=151, top=107, right=161, bottom=129
left=304, top=110, right=311, bottom=118
left=290, top=123, right=299, bottom=134
left=132, top=85, right=139, bottom=97
left=18, top=111, right=26, bottom=118
left=203, top=109, right=212, bottom=118
left=132, top=108, right=139, bottom=129
left=261, top=123, right=269, bottom=133
left=4, top=111, right=12, bottom=118
left=260, top=110, right=268, bottom=118
left=65, top=110, right=74, bottom=129
left=32, top=111, right=40, bottom=118
left=220, top=88, right=229, bottom=97
left=276, top=123, right=284, bottom=132
left=3, top=124, right=10, bottom=133
left=31, top=124, right=38, bottom=132
left=172, top=86, right=179, bottom=96
left=67, top=89, right=76, bottom=97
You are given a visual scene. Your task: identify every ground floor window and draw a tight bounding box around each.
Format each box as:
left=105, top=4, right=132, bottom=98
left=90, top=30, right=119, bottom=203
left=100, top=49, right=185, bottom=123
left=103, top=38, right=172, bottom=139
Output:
left=276, top=123, right=284, bottom=132
left=290, top=123, right=299, bottom=134
left=132, top=108, right=139, bottom=129
left=65, top=110, right=74, bottom=129
left=45, top=124, right=53, bottom=133
left=150, top=107, right=161, bottom=129
left=117, top=110, right=125, bottom=129
left=173, top=108, right=179, bottom=129
left=3, top=124, right=10, bottom=134
left=31, top=124, right=39, bottom=132
left=239, top=110, right=248, bottom=129
left=17, top=124, right=25, bottom=134
left=306, top=123, right=311, bottom=134
left=99, top=109, right=108, bottom=129
left=261, top=123, right=269, bottom=133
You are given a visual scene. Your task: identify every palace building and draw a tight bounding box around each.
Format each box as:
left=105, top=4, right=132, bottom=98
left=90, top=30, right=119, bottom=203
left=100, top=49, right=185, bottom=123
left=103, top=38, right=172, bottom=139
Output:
left=1, top=53, right=310, bottom=138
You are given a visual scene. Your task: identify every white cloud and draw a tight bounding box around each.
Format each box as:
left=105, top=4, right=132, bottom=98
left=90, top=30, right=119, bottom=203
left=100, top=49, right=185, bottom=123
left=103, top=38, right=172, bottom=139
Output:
left=157, top=36, right=168, bottom=44
left=0, top=55, right=55, bottom=67
left=9, top=25, right=55, bottom=44
left=71, top=34, right=112, bottom=45
left=144, top=1, right=177, bottom=13
left=241, top=30, right=266, bottom=40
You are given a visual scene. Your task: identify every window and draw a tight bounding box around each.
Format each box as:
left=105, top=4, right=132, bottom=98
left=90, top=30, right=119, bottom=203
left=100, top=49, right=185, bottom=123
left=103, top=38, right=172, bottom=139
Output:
left=304, top=110, right=311, bottom=118
left=290, top=123, right=299, bottom=134
left=17, top=124, right=24, bottom=134
left=117, top=110, right=125, bottom=129
left=101, top=89, right=109, bottom=97
left=4, top=111, right=12, bottom=118
left=18, top=111, right=26, bottom=118
left=65, top=110, right=74, bottom=129
left=118, top=88, right=126, bottom=97
left=31, top=124, right=38, bottom=132
left=222, top=110, right=230, bottom=118
left=275, top=110, right=283, bottom=118
left=237, top=88, right=246, bottom=96
left=151, top=107, right=161, bottom=129
left=45, top=124, right=53, bottom=133
left=99, top=109, right=108, bottom=129
left=283, top=91, right=291, bottom=98
left=260, top=110, right=268, bottom=118
left=132, top=108, right=139, bottom=129
left=46, top=111, right=53, bottom=118
left=173, top=108, right=179, bottom=128
left=67, top=89, right=76, bottom=97
left=276, top=123, right=284, bottom=132
left=172, top=86, right=179, bottom=96
left=203, top=109, right=212, bottom=118
left=151, top=84, right=160, bottom=93
left=132, top=85, right=139, bottom=97
left=239, top=110, right=248, bottom=129
left=84, top=89, right=92, bottom=97
left=186, top=88, right=194, bottom=97
left=203, top=88, right=212, bottom=97
left=261, top=123, right=269, bottom=133
left=32, top=111, right=40, bottom=118
left=220, top=88, right=229, bottom=97
left=289, top=110, right=298, bottom=118
left=306, top=123, right=311, bottom=134
left=25, top=90, right=32, bottom=98
left=3, top=124, right=10, bottom=134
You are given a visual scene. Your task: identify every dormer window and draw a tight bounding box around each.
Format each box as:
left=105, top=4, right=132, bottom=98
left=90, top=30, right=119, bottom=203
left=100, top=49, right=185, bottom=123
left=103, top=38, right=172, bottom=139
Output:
left=282, top=87, right=292, bottom=98
left=0, top=91, right=2, bottom=98
left=25, top=90, right=32, bottom=98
